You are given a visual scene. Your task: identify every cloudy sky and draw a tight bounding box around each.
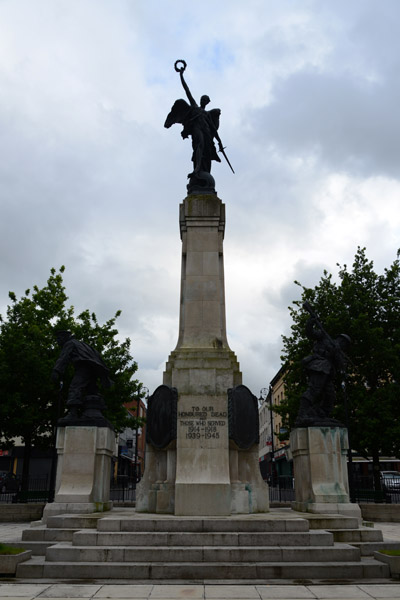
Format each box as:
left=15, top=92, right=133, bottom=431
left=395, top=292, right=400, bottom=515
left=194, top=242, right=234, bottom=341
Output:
left=1, top=0, right=399, bottom=398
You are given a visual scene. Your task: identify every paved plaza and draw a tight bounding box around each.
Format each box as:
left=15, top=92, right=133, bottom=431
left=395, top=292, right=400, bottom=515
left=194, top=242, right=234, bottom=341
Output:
left=0, top=582, right=399, bottom=600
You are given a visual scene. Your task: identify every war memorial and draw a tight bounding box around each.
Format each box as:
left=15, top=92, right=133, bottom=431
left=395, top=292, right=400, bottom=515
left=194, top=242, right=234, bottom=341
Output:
left=15, top=61, right=394, bottom=581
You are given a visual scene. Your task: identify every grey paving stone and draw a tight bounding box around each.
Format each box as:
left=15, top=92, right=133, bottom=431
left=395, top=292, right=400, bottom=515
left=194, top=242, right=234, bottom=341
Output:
left=204, top=585, right=260, bottom=599
left=149, top=585, right=204, bottom=598
left=0, top=585, right=51, bottom=597
left=357, top=585, right=400, bottom=598
left=257, top=586, right=316, bottom=599
left=37, top=585, right=102, bottom=598
left=93, top=586, right=154, bottom=598
left=307, top=586, right=371, bottom=598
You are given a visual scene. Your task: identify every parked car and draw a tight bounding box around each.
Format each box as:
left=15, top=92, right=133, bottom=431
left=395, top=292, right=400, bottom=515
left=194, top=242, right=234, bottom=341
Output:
left=380, top=471, right=400, bottom=491
left=0, top=473, right=21, bottom=493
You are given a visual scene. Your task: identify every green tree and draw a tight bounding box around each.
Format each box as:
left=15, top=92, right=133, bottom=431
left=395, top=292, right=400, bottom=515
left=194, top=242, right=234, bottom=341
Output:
left=277, top=247, right=400, bottom=489
left=0, top=266, right=144, bottom=485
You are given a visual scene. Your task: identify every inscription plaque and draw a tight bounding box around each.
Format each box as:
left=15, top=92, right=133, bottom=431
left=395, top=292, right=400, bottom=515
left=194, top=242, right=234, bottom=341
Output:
left=178, top=405, right=227, bottom=442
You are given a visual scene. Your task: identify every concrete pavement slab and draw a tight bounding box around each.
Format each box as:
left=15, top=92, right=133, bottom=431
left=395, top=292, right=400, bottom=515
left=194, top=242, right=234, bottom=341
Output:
left=0, top=524, right=27, bottom=543
left=0, top=586, right=51, bottom=597
left=358, top=585, right=400, bottom=597
left=257, top=586, right=316, bottom=598
left=204, top=585, right=260, bottom=598
left=37, top=586, right=102, bottom=598
left=149, top=585, right=204, bottom=598
left=94, top=586, right=154, bottom=598
left=306, top=586, right=373, bottom=598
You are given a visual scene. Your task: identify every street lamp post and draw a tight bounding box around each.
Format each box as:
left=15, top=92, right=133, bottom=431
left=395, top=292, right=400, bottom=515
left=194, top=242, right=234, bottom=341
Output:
left=267, top=385, right=277, bottom=485
left=260, top=387, right=276, bottom=486
left=134, top=386, right=148, bottom=487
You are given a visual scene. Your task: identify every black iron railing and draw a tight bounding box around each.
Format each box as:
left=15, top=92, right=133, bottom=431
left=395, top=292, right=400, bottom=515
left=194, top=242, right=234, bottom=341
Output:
left=0, top=476, right=50, bottom=503
left=110, top=475, right=137, bottom=503
left=268, top=476, right=295, bottom=503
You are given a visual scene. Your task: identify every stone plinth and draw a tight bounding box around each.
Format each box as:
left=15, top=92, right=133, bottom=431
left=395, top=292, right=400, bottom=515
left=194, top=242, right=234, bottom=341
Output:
left=136, top=194, right=269, bottom=516
left=291, top=426, right=361, bottom=521
left=42, top=425, right=115, bottom=522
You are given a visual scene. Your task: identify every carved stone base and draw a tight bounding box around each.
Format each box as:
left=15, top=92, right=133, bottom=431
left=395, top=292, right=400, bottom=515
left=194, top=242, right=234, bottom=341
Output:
left=136, top=347, right=269, bottom=516
left=292, top=501, right=361, bottom=521
left=42, top=501, right=113, bottom=523
left=42, top=425, right=115, bottom=523
left=291, top=426, right=361, bottom=522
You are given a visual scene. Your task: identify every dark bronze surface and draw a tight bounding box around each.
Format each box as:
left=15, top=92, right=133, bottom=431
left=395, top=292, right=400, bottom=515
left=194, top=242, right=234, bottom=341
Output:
left=228, top=384, right=259, bottom=449
left=146, top=384, right=178, bottom=449
left=295, top=303, right=351, bottom=428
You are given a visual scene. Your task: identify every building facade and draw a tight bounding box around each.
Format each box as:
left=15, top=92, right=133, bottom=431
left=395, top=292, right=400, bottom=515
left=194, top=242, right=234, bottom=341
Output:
left=116, top=398, right=147, bottom=482
left=259, top=366, right=292, bottom=482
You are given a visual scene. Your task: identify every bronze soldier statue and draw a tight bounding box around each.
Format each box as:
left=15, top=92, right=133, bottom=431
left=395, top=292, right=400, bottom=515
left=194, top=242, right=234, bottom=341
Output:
left=52, top=330, right=113, bottom=425
left=295, top=302, right=351, bottom=427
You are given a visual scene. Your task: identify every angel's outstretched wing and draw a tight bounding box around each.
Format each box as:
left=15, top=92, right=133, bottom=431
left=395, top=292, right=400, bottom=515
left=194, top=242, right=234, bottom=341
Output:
left=164, top=99, right=192, bottom=128
left=206, top=108, right=221, bottom=131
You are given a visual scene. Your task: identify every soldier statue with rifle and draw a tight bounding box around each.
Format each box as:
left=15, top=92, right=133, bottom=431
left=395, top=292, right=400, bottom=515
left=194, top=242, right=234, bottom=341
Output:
left=295, top=302, right=351, bottom=427
left=164, top=60, right=234, bottom=194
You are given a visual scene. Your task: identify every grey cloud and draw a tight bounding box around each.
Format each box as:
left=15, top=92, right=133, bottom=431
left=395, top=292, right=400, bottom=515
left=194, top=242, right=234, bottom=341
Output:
left=249, top=69, right=400, bottom=179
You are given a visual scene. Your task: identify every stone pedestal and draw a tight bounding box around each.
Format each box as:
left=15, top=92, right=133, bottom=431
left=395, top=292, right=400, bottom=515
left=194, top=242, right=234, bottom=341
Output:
left=291, top=426, right=361, bottom=521
left=136, top=194, right=269, bottom=516
left=42, top=425, right=115, bottom=522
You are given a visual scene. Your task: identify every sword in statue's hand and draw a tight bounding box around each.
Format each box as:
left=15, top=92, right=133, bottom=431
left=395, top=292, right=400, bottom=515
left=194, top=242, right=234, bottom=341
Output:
left=218, top=143, right=235, bottom=174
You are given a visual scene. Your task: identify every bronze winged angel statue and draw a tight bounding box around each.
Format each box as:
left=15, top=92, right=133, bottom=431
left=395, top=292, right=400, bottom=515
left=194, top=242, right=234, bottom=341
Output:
left=165, top=60, right=234, bottom=194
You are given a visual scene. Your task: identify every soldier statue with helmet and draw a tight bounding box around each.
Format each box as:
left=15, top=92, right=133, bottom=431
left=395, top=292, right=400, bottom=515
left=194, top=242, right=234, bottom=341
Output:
left=295, top=302, right=351, bottom=427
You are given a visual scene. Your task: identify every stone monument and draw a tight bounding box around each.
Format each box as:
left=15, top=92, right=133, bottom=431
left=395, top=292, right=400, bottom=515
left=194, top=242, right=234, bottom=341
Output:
left=136, top=62, right=268, bottom=516
left=43, top=331, right=115, bottom=521
left=290, top=303, right=361, bottom=521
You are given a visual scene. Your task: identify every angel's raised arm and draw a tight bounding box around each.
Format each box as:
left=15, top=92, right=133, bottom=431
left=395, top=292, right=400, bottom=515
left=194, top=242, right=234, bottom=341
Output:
left=174, top=60, right=197, bottom=107
left=180, top=71, right=197, bottom=106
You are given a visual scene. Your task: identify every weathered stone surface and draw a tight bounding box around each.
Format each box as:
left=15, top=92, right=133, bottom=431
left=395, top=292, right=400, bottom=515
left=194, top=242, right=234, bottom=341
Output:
left=137, top=194, right=268, bottom=516
left=0, top=503, right=44, bottom=522
left=360, top=503, right=400, bottom=522
left=0, top=550, right=31, bottom=575
left=42, top=425, right=115, bottom=522
left=291, top=427, right=361, bottom=522
left=374, top=550, right=400, bottom=576
left=16, top=510, right=391, bottom=580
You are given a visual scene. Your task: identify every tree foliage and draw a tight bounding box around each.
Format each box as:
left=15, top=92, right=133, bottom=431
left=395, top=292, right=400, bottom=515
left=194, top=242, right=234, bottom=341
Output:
left=0, top=267, right=144, bottom=457
left=277, top=247, right=400, bottom=476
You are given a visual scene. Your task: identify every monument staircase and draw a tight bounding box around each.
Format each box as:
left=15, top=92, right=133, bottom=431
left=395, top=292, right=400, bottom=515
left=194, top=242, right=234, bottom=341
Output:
left=15, top=509, right=396, bottom=581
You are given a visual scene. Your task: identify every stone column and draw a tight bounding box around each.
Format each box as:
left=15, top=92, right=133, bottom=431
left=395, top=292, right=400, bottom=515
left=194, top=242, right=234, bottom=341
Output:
left=163, top=194, right=240, bottom=515
left=42, top=425, right=115, bottom=522
left=291, top=426, right=361, bottom=521
left=137, top=193, right=269, bottom=516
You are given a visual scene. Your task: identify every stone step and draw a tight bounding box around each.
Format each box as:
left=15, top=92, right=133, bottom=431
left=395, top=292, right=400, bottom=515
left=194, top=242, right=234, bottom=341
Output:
left=329, top=528, right=383, bottom=543
left=97, top=517, right=309, bottom=533
left=6, top=540, right=52, bottom=556
left=46, top=542, right=359, bottom=563
left=17, top=558, right=390, bottom=580
left=72, top=529, right=334, bottom=547
left=22, top=527, right=76, bottom=542
left=46, top=515, right=102, bottom=529
left=305, top=515, right=360, bottom=530
left=351, top=540, right=400, bottom=557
